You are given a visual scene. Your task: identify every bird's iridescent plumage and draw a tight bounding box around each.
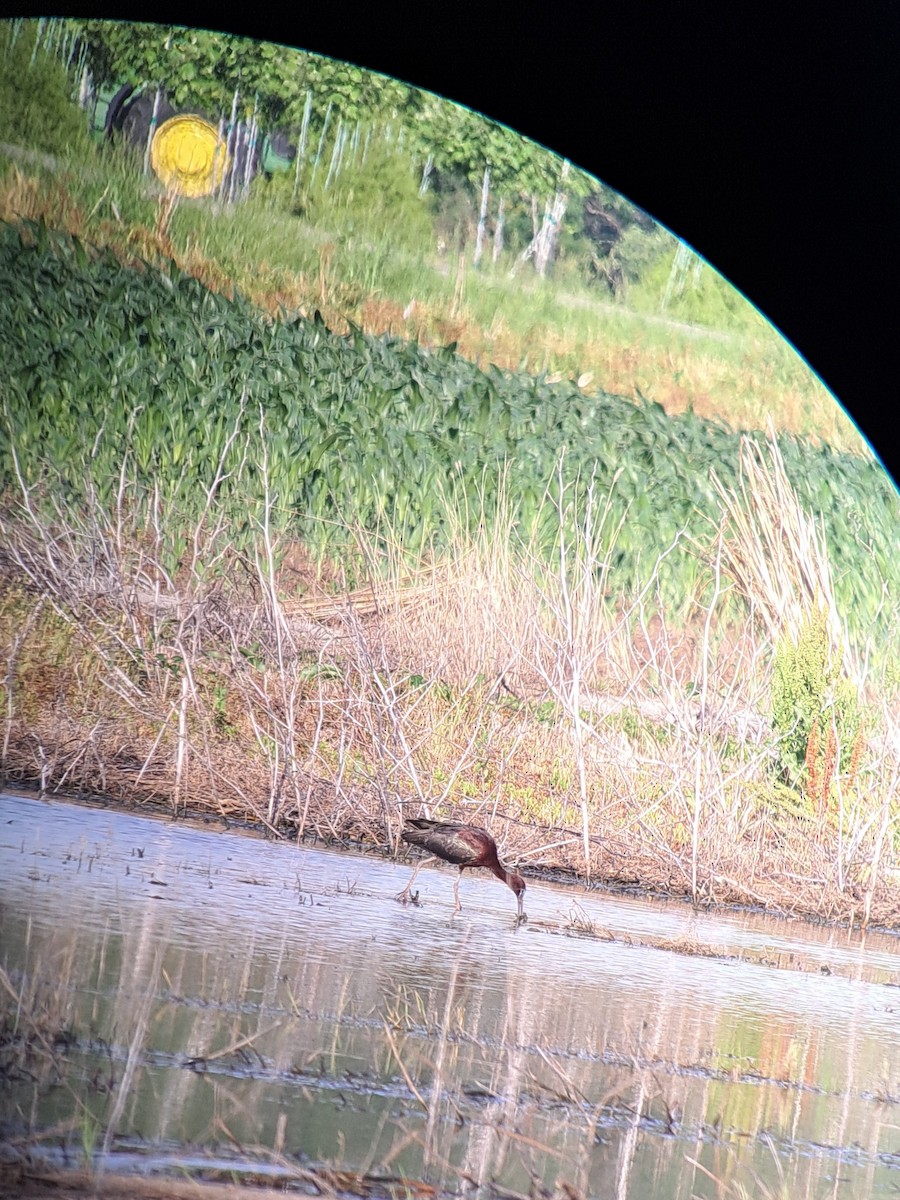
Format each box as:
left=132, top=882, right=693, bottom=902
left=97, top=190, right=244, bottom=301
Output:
left=398, top=818, right=526, bottom=921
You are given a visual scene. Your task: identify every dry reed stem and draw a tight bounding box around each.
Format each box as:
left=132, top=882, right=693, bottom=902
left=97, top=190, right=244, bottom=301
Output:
left=711, top=426, right=860, bottom=686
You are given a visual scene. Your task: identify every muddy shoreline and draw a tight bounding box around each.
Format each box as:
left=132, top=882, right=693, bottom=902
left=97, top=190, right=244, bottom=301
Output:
left=5, top=781, right=899, bottom=946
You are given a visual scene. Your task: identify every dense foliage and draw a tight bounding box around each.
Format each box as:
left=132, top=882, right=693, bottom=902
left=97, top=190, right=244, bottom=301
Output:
left=70, top=20, right=576, bottom=194
left=772, top=610, right=862, bottom=792
left=45, top=19, right=659, bottom=280
left=1, top=221, right=896, bottom=639
left=0, top=20, right=92, bottom=156
left=1, top=18, right=698, bottom=298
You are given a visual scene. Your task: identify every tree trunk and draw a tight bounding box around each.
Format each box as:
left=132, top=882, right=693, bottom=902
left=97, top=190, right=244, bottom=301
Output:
left=661, top=240, right=691, bottom=310
left=473, top=165, right=490, bottom=267
left=292, top=90, right=312, bottom=201
left=511, top=164, right=571, bottom=278
left=218, top=87, right=240, bottom=201
left=493, top=196, right=505, bottom=263
left=29, top=18, right=45, bottom=69
left=142, top=86, right=162, bottom=178
left=243, top=106, right=259, bottom=198
left=78, top=64, right=91, bottom=110
left=324, top=119, right=345, bottom=190
left=309, top=99, right=333, bottom=189
left=510, top=194, right=541, bottom=277
left=534, top=160, right=571, bottom=276
left=227, top=120, right=243, bottom=204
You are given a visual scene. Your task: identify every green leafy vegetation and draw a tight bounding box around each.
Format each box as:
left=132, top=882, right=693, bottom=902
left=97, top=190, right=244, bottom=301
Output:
left=772, top=609, right=862, bottom=794
left=1, top=18, right=898, bottom=943
left=0, top=20, right=92, bottom=156
left=1, top=221, right=897, bottom=643
left=0, top=19, right=783, bottom=327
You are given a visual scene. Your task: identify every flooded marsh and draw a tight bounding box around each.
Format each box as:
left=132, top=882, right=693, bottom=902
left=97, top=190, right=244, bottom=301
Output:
left=3, top=790, right=900, bottom=1198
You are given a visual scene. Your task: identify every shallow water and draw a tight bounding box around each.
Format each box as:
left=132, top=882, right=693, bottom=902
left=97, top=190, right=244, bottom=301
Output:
left=3, top=790, right=900, bottom=1197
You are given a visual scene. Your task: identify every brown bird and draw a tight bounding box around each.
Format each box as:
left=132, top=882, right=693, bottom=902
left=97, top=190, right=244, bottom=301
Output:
left=396, top=818, right=526, bottom=922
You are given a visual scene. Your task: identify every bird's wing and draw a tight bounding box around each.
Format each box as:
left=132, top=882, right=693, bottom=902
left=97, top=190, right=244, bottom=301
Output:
left=402, top=824, right=485, bottom=865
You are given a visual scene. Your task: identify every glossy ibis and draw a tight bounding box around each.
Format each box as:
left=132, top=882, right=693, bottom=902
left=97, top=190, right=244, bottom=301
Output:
left=397, top=818, right=526, bottom=922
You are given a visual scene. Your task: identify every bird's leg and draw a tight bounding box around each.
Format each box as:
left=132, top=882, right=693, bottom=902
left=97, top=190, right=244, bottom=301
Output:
left=396, top=855, right=434, bottom=903
left=453, top=871, right=462, bottom=912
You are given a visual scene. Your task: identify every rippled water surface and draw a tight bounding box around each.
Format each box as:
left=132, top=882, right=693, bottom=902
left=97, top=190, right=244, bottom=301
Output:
left=3, top=790, right=900, bottom=1197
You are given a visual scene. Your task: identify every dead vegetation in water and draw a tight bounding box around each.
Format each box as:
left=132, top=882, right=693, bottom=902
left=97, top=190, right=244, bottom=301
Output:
left=545, top=908, right=890, bottom=983
left=0, top=1161, right=440, bottom=1200
left=0, top=964, right=82, bottom=1096
left=0, top=433, right=898, bottom=932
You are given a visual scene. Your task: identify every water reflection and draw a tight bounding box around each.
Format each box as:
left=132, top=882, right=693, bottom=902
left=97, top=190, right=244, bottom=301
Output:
left=3, top=790, right=900, bottom=1197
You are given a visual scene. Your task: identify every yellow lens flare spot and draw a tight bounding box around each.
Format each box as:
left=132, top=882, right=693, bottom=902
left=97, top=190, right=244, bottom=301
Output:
left=150, top=114, right=230, bottom=198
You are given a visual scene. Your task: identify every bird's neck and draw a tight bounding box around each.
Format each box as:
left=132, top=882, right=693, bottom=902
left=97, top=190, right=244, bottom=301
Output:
left=490, top=862, right=515, bottom=889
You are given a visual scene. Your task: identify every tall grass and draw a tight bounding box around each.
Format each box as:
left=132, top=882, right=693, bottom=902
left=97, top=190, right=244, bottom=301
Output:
left=1, top=410, right=897, bottom=925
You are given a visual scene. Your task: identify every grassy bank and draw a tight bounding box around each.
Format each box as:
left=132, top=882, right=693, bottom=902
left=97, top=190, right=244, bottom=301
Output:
left=2, top=409, right=898, bottom=929
left=2, top=222, right=895, bottom=640
left=1, top=221, right=898, bottom=928
left=0, top=157, right=861, bottom=456
left=0, top=14, right=869, bottom=457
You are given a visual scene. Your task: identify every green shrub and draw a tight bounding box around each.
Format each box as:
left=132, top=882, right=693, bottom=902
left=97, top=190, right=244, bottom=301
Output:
left=629, top=247, right=772, bottom=334
left=0, top=22, right=93, bottom=158
left=771, top=608, right=861, bottom=795
left=261, top=142, right=431, bottom=257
